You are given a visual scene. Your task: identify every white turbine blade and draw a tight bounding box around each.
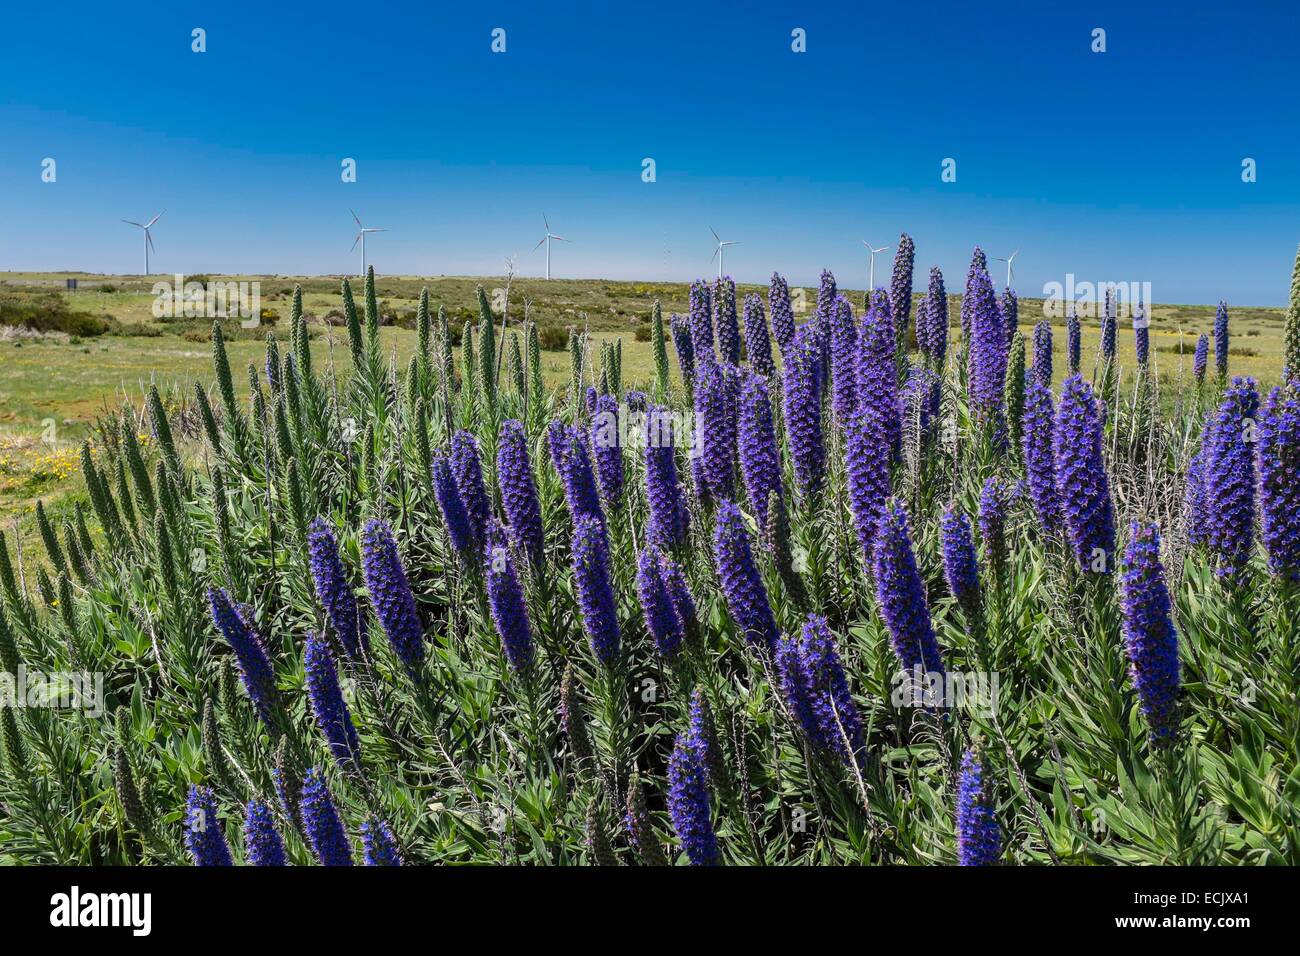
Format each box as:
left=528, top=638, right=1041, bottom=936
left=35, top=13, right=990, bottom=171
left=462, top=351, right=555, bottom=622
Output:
left=551, top=234, right=570, bottom=242
left=146, top=230, right=156, bottom=253
left=122, top=219, right=143, bottom=228
left=533, top=237, right=548, bottom=251
left=145, top=210, right=166, bottom=228
left=543, top=214, right=551, bottom=232
left=351, top=232, right=362, bottom=252
left=711, top=246, right=720, bottom=263
left=710, top=226, right=720, bottom=243
left=369, top=228, right=388, bottom=234
left=1010, top=248, right=1020, bottom=260
left=351, top=208, right=363, bottom=227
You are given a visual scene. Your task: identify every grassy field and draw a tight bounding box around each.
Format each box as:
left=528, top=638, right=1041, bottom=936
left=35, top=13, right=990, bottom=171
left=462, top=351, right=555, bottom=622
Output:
left=0, top=269, right=1289, bottom=570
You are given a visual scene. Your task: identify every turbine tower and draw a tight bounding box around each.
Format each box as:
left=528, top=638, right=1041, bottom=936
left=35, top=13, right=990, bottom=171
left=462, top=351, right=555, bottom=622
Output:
left=992, top=248, right=1020, bottom=289
left=863, top=239, right=891, bottom=290
left=121, top=211, right=165, bottom=275
left=532, top=215, right=571, bottom=280
left=350, top=209, right=387, bottom=275
left=710, top=227, right=738, bottom=279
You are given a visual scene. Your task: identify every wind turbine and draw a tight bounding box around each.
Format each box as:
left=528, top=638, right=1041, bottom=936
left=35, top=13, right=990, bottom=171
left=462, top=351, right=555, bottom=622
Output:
left=710, top=227, right=738, bottom=279
left=532, top=215, right=571, bottom=280
left=121, top=211, right=165, bottom=275
left=992, top=248, right=1020, bottom=289
left=863, top=239, right=891, bottom=290
left=350, top=209, right=387, bottom=275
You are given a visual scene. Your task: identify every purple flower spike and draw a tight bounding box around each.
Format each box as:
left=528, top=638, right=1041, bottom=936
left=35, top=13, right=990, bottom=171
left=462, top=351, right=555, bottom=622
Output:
left=1032, top=320, right=1052, bottom=387
left=956, top=748, right=1001, bottom=866
left=689, top=279, right=714, bottom=362
left=306, top=518, right=367, bottom=660
left=873, top=501, right=946, bottom=677
left=1257, top=386, right=1300, bottom=580
left=495, top=419, right=545, bottom=566
left=548, top=420, right=606, bottom=530
left=300, top=768, right=353, bottom=866
left=670, top=314, right=696, bottom=390
left=484, top=522, right=535, bottom=673
left=1120, top=522, right=1181, bottom=746
left=432, top=451, right=475, bottom=557
left=737, top=372, right=783, bottom=532
left=1193, top=333, right=1209, bottom=383
left=636, top=547, right=685, bottom=660
left=857, top=294, right=901, bottom=459
left=967, top=268, right=1007, bottom=421
left=768, top=273, right=797, bottom=354
left=828, top=295, right=859, bottom=422
left=926, top=266, right=948, bottom=365
left=1054, top=375, right=1115, bottom=573
left=713, top=500, right=780, bottom=651
left=1203, top=377, right=1258, bottom=580
left=305, top=632, right=362, bottom=772
left=890, top=233, right=916, bottom=347
left=590, top=393, right=626, bottom=509
left=642, top=404, right=690, bottom=549
left=208, top=588, right=277, bottom=728
left=1214, top=301, right=1230, bottom=377
left=783, top=329, right=825, bottom=500
left=360, top=518, right=426, bottom=675
left=1066, top=307, right=1081, bottom=375
left=693, top=358, right=739, bottom=501
left=742, top=292, right=774, bottom=378
left=571, top=515, right=621, bottom=665
left=450, top=431, right=492, bottom=549
left=940, top=505, right=981, bottom=620
left=243, top=800, right=286, bottom=866
left=1022, top=378, right=1061, bottom=532
left=776, top=615, right=865, bottom=767
left=667, top=730, right=719, bottom=865
left=713, top=276, right=741, bottom=365
left=185, top=785, right=233, bottom=866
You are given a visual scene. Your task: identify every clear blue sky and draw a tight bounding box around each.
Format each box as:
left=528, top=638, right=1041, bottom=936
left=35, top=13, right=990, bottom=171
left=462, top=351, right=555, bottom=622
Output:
left=2, top=0, right=1297, bottom=305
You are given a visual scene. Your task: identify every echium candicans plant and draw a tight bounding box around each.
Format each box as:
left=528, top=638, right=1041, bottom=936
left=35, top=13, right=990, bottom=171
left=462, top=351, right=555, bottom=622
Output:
left=185, top=785, right=233, bottom=866
left=737, top=371, right=783, bottom=531
left=1054, top=375, right=1116, bottom=573
left=495, top=419, right=545, bottom=566
left=1003, top=333, right=1026, bottom=457
left=1120, top=522, right=1182, bottom=746
left=571, top=515, right=621, bottom=665
left=361, top=818, right=403, bottom=866
left=902, top=365, right=942, bottom=438
left=768, top=272, right=797, bottom=353
left=484, top=522, right=535, bottom=673
left=713, top=500, right=781, bottom=651
left=1022, top=378, right=1061, bottom=532
left=688, top=279, right=714, bottom=361
left=548, top=420, right=606, bottom=530
left=243, top=800, right=286, bottom=866
left=208, top=588, right=278, bottom=728
left=692, top=357, right=739, bottom=500
left=967, top=266, right=1007, bottom=423
left=642, top=404, right=690, bottom=550
left=307, top=518, right=367, bottom=660
left=432, top=452, right=475, bottom=557
left=889, top=232, right=916, bottom=352
left=450, top=430, right=492, bottom=549
left=843, top=396, right=892, bottom=564
left=961, top=247, right=987, bottom=345
left=667, top=727, right=719, bottom=865
left=1032, top=320, right=1053, bottom=387
left=873, top=501, right=946, bottom=677
left=299, top=768, right=353, bottom=866
left=669, top=314, right=695, bottom=392
left=1066, top=306, right=1081, bottom=376
left=1100, top=288, right=1117, bottom=362
left=925, top=266, right=948, bottom=366
left=776, top=615, right=866, bottom=768
left=1193, top=334, right=1209, bottom=384
left=360, top=518, right=426, bottom=675
left=815, top=268, right=837, bottom=335
left=636, top=547, right=685, bottom=660
left=1214, top=300, right=1230, bottom=378
left=1133, top=301, right=1150, bottom=366
left=1203, top=377, right=1259, bottom=580
left=999, top=287, right=1018, bottom=350
left=940, top=505, right=982, bottom=621
left=305, top=632, right=362, bottom=771
left=828, top=295, right=858, bottom=421
left=858, top=291, right=901, bottom=458
left=955, top=747, right=1001, bottom=866
left=661, top=551, right=700, bottom=646
left=742, top=292, right=774, bottom=378
left=1257, top=386, right=1300, bottom=580
left=714, top=276, right=741, bottom=364
left=978, top=476, right=1011, bottom=581
left=589, top=392, right=626, bottom=509
left=783, top=327, right=826, bottom=500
